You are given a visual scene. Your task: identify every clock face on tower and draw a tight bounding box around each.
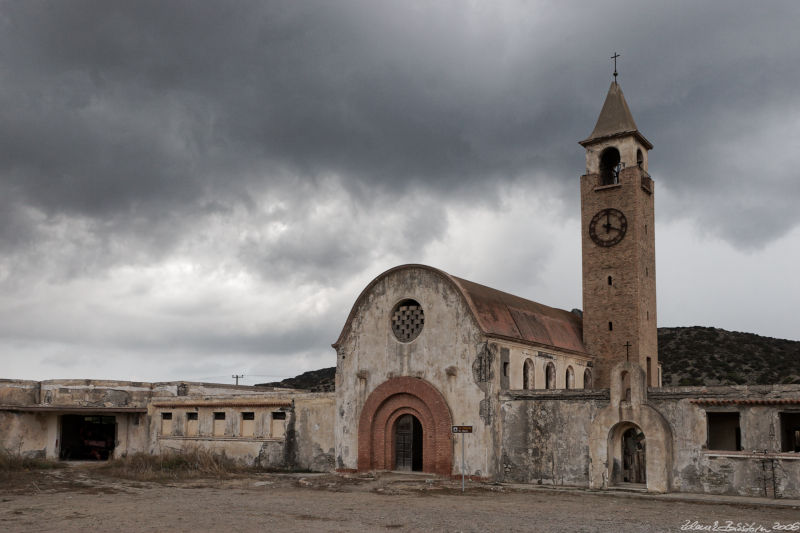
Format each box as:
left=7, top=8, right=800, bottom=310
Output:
left=589, top=208, right=627, bottom=247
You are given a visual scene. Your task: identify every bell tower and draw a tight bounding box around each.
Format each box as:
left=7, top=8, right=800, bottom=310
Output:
left=579, top=79, right=658, bottom=389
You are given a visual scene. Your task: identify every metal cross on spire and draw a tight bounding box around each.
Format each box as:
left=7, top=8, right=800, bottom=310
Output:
left=611, top=52, right=620, bottom=82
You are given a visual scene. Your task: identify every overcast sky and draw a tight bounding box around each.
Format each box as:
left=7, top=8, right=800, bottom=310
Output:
left=1, top=1, right=798, bottom=384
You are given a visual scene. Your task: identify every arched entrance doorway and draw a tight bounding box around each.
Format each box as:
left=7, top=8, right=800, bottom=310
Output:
left=621, top=427, right=646, bottom=484
left=610, top=423, right=646, bottom=485
left=358, top=377, right=453, bottom=475
left=394, top=414, right=423, bottom=471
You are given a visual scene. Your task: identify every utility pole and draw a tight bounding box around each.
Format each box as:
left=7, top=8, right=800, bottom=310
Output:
left=232, top=374, right=245, bottom=386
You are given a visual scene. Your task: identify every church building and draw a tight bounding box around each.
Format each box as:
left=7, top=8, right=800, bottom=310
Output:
left=332, top=78, right=800, bottom=495
left=2, top=76, right=799, bottom=499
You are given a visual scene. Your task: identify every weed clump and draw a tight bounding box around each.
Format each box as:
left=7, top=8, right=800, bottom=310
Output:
left=0, top=447, right=61, bottom=473
left=100, top=448, right=248, bottom=480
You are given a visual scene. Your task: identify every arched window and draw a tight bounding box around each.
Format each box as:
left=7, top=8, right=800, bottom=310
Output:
left=636, top=149, right=644, bottom=168
left=584, top=368, right=592, bottom=389
left=523, top=359, right=535, bottom=390
left=565, top=366, right=575, bottom=389
left=599, top=147, right=621, bottom=185
left=545, top=362, right=556, bottom=390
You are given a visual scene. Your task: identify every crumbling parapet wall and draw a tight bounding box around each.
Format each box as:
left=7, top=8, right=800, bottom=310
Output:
left=500, top=389, right=608, bottom=486
left=500, top=382, right=800, bottom=498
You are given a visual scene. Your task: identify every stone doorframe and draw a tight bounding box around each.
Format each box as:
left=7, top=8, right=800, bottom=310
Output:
left=589, top=362, right=673, bottom=493
left=357, top=376, right=453, bottom=476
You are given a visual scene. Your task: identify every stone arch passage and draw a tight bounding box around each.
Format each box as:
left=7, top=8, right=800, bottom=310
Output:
left=358, top=377, right=453, bottom=475
left=611, top=423, right=647, bottom=485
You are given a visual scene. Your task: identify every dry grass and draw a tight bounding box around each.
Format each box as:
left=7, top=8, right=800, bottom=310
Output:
left=0, top=447, right=61, bottom=472
left=99, top=448, right=253, bottom=480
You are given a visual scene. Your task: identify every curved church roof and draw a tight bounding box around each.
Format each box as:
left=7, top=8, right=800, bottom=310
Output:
left=333, top=264, right=588, bottom=355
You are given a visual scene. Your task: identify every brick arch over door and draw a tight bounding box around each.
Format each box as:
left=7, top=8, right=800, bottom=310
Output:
left=357, top=377, right=453, bottom=475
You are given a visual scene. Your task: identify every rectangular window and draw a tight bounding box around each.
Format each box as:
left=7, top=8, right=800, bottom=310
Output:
left=213, top=412, right=226, bottom=437
left=707, top=412, right=741, bottom=451
left=780, top=412, right=800, bottom=452
left=160, top=412, right=173, bottom=435
left=186, top=412, right=198, bottom=437
left=241, top=412, right=255, bottom=437
left=271, top=411, right=286, bottom=438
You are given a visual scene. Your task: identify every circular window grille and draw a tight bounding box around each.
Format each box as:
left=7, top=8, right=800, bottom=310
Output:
left=391, top=299, right=425, bottom=342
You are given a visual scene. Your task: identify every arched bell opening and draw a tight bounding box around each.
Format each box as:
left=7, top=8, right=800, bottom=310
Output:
left=565, top=366, right=575, bottom=389
left=599, top=147, right=621, bottom=185
left=584, top=368, right=593, bottom=389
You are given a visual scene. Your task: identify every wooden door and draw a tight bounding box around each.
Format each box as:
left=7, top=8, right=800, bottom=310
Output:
left=395, top=414, right=413, bottom=471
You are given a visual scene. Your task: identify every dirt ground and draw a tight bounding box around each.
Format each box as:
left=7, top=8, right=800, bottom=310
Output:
left=1, top=467, right=799, bottom=532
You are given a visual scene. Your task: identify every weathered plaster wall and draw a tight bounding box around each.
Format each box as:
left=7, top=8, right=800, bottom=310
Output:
left=500, top=390, right=608, bottom=485
left=501, top=382, right=800, bottom=498
left=287, top=394, right=336, bottom=472
left=0, top=411, right=51, bottom=458
left=149, top=392, right=335, bottom=470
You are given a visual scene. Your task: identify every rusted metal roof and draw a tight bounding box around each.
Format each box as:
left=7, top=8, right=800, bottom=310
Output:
left=333, top=264, right=588, bottom=355
left=450, top=276, right=586, bottom=353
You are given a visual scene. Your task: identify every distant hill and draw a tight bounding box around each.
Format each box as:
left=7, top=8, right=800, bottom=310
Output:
left=257, top=367, right=335, bottom=392
left=658, top=326, right=800, bottom=386
left=259, top=327, right=800, bottom=391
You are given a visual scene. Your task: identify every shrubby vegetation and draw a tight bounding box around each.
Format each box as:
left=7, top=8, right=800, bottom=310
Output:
left=659, top=326, right=800, bottom=386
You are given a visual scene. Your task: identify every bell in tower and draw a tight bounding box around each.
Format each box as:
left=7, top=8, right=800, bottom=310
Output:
left=578, top=75, right=659, bottom=390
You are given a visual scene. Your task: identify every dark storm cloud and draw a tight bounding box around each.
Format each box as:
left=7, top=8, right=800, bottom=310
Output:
left=0, top=0, right=797, bottom=380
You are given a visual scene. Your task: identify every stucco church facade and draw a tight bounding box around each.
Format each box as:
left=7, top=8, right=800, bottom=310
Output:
left=2, top=79, right=799, bottom=498
left=331, top=80, right=800, bottom=495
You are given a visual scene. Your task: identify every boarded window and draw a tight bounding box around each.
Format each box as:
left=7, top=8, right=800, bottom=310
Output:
left=707, top=412, right=741, bottom=451
left=271, top=411, right=287, bottom=438
left=186, top=412, right=198, bottom=437
left=241, top=412, right=255, bottom=437
left=780, top=412, right=800, bottom=452
left=583, top=368, right=592, bottom=389
left=160, top=412, right=173, bottom=435
left=213, top=412, right=226, bottom=437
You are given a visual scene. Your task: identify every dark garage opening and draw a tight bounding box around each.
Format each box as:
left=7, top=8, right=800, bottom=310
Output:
left=60, top=415, right=117, bottom=460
